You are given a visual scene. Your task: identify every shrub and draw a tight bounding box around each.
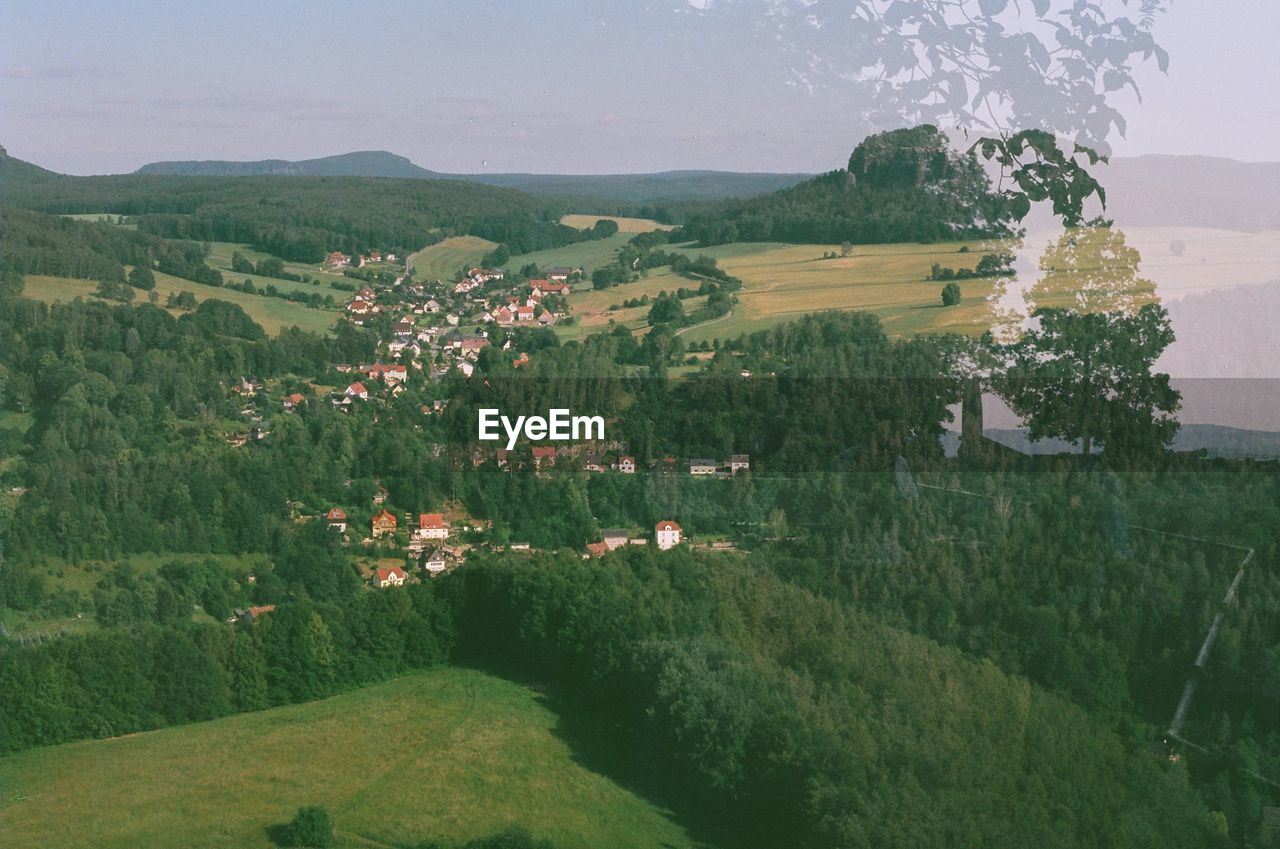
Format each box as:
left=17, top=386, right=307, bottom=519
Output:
left=941, top=282, right=962, bottom=306
left=285, top=806, right=333, bottom=847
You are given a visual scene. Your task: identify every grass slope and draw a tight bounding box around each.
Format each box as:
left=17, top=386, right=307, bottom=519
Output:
left=559, top=214, right=673, bottom=234
left=408, top=236, right=499, bottom=280
left=0, top=668, right=698, bottom=849
left=22, top=273, right=338, bottom=337
left=560, top=240, right=1004, bottom=343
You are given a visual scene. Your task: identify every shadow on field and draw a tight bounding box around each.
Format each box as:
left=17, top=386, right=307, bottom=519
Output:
left=264, top=821, right=292, bottom=847
left=460, top=664, right=723, bottom=849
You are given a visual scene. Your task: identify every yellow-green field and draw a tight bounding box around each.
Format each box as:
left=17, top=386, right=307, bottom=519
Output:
left=510, top=216, right=673, bottom=277
left=22, top=272, right=338, bottom=337
left=408, top=235, right=500, bottom=280
left=0, top=669, right=697, bottom=849
left=679, top=240, right=1004, bottom=341
left=560, top=214, right=673, bottom=234
left=558, top=239, right=1005, bottom=343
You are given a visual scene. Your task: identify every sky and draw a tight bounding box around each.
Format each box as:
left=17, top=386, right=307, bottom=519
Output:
left=1, top=0, right=1277, bottom=176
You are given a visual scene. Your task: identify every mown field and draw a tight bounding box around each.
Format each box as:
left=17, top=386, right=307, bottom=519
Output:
left=559, top=214, right=674, bottom=234
left=0, top=668, right=698, bottom=849
left=557, top=239, right=1004, bottom=343
left=21, top=272, right=339, bottom=336
left=408, top=235, right=499, bottom=281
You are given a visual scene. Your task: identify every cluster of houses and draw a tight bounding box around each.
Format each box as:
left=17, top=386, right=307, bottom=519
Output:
left=343, top=264, right=575, bottom=335
left=333, top=260, right=581, bottom=393
left=324, top=489, right=692, bottom=590
left=584, top=520, right=683, bottom=558
left=325, top=504, right=464, bottom=587
left=325, top=249, right=397, bottom=269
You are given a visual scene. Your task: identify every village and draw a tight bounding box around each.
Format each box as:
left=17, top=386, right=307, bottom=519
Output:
left=312, top=442, right=749, bottom=591
left=221, top=249, right=752, bottom=591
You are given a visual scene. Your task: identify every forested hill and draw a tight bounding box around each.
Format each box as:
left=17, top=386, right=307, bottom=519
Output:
left=131, top=149, right=809, bottom=204
left=0, top=149, right=611, bottom=262
left=674, top=125, right=1019, bottom=246
left=136, top=150, right=436, bottom=179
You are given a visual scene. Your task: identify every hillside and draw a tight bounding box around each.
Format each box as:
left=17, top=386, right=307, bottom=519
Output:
left=0, top=149, right=597, bottom=262
left=132, top=151, right=808, bottom=202
left=0, top=669, right=698, bottom=849
left=674, top=126, right=1018, bottom=246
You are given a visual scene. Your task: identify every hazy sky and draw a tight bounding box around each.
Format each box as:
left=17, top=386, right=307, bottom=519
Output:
left=2, top=0, right=1277, bottom=175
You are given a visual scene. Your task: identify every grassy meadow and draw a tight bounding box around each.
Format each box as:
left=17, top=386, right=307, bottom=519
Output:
left=202, top=242, right=359, bottom=294
left=408, top=235, right=500, bottom=280
left=559, top=214, right=674, bottom=234
left=21, top=272, right=338, bottom=336
left=0, top=668, right=698, bottom=849
left=557, top=239, right=1005, bottom=343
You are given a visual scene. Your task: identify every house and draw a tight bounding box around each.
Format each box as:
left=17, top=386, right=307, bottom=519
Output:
left=373, top=485, right=389, bottom=504
left=729, top=454, right=751, bottom=473
left=234, top=604, right=276, bottom=624
left=365, top=362, right=408, bottom=385
left=394, top=318, right=414, bottom=334
left=689, top=459, right=718, bottom=476
left=584, top=541, right=609, bottom=559
left=347, top=298, right=373, bottom=315
left=617, top=455, right=636, bottom=474
left=515, top=305, right=535, bottom=322
left=546, top=266, right=575, bottom=281
left=537, top=310, right=554, bottom=326
left=655, top=520, right=683, bottom=550
left=531, top=279, right=571, bottom=296
left=425, top=298, right=441, bottom=313
left=602, top=529, right=629, bottom=551
left=512, top=352, right=530, bottom=368
left=457, top=335, right=490, bottom=356
left=582, top=453, right=605, bottom=472
left=345, top=382, right=369, bottom=400
left=419, top=548, right=450, bottom=575
left=325, top=507, right=348, bottom=533
left=531, top=446, right=557, bottom=468
left=371, top=508, right=398, bottom=538
left=495, top=307, right=515, bottom=326
left=326, top=251, right=350, bottom=267
left=283, top=393, right=306, bottom=413
left=372, top=566, right=407, bottom=588
left=417, top=513, right=449, bottom=540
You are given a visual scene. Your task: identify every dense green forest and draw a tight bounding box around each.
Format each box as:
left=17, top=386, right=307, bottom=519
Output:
left=0, top=151, right=617, bottom=263
left=1, top=271, right=1277, bottom=845
left=673, top=126, right=1020, bottom=246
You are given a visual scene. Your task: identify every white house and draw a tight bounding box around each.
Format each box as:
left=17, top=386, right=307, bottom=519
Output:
left=602, top=529, right=630, bottom=551
left=372, top=566, right=407, bottom=588
left=729, top=454, right=751, bottom=474
left=417, top=513, right=449, bottom=540
left=655, top=520, right=683, bottom=550
left=689, top=459, right=718, bottom=476
left=419, top=548, right=449, bottom=575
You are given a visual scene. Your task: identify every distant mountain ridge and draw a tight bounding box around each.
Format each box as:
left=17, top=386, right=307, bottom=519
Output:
left=136, top=150, right=436, bottom=179
left=131, top=150, right=810, bottom=202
